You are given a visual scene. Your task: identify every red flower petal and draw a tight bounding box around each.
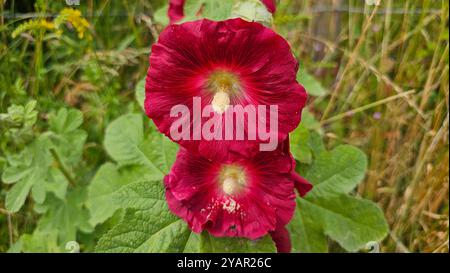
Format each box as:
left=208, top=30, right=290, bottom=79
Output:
left=164, top=147, right=298, bottom=240
left=261, top=0, right=277, bottom=13
left=145, top=18, right=307, bottom=158
left=291, top=171, right=313, bottom=197
left=269, top=226, right=291, bottom=253
left=281, top=137, right=313, bottom=196
left=168, top=0, right=185, bottom=24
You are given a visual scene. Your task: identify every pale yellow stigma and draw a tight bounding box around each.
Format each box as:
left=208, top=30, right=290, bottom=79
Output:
left=206, top=70, right=241, bottom=114
left=212, top=91, right=230, bottom=114
left=222, top=177, right=238, bottom=195
left=219, top=164, right=247, bottom=196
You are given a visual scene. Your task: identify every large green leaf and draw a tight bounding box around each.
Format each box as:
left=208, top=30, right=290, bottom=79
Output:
left=300, top=194, right=388, bottom=252
left=2, top=107, right=86, bottom=213
left=95, top=180, right=192, bottom=253
left=34, top=189, right=93, bottom=246
left=183, top=0, right=234, bottom=22
left=103, top=114, right=177, bottom=178
left=289, top=145, right=388, bottom=252
left=153, top=4, right=169, bottom=26
left=49, top=108, right=83, bottom=135
left=86, top=163, right=129, bottom=227
left=289, top=197, right=328, bottom=253
left=96, top=208, right=192, bottom=253
left=104, top=114, right=145, bottom=166
left=88, top=113, right=178, bottom=229
left=96, top=179, right=276, bottom=253
left=2, top=136, right=52, bottom=212
left=231, top=0, right=273, bottom=26
left=290, top=124, right=312, bottom=164
left=8, top=229, right=61, bottom=253
left=304, top=145, right=368, bottom=197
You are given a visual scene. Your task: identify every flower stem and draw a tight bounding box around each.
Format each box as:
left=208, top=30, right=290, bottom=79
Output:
left=50, top=148, right=76, bottom=187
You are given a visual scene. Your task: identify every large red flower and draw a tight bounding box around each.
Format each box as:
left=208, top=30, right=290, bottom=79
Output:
left=168, top=0, right=277, bottom=24
left=164, top=144, right=311, bottom=242
left=145, top=18, right=307, bottom=159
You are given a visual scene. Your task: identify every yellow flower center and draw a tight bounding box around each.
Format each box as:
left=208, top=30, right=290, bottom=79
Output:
left=206, top=70, right=241, bottom=114
left=219, top=164, right=247, bottom=196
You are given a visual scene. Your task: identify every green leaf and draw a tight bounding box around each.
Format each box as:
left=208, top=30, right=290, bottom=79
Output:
left=86, top=163, right=129, bottom=227
left=183, top=232, right=201, bottom=253
left=304, top=145, right=368, bottom=197
left=231, top=0, right=273, bottom=26
left=48, top=128, right=87, bottom=167
left=290, top=124, right=312, bottom=164
left=300, top=194, right=388, bottom=252
left=45, top=169, right=69, bottom=200
left=201, top=0, right=234, bottom=21
left=3, top=136, right=52, bottom=212
left=89, top=113, right=178, bottom=238
left=288, top=197, right=328, bottom=253
left=95, top=180, right=192, bottom=253
left=290, top=144, right=388, bottom=252
left=5, top=175, right=35, bottom=212
left=307, top=131, right=326, bottom=157
left=96, top=208, right=192, bottom=253
left=200, top=232, right=276, bottom=253
left=301, top=110, right=323, bottom=133
left=113, top=179, right=166, bottom=210
left=0, top=100, right=37, bottom=129
left=36, top=188, right=93, bottom=246
left=182, top=0, right=234, bottom=22
left=96, top=179, right=275, bottom=253
left=8, top=229, right=61, bottom=253
left=86, top=163, right=156, bottom=227
left=135, top=78, right=145, bottom=112
left=104, top=114, right=144, bottom=166
left=2, top=107, right=87, bottom=212
left=104, top=113, right=177, bottom=178
left=49, top=108, right=83, bottom=134
left=290, top=111, right=323, bottom=164
left=297, top=67, right=327, bottom=97
left=1, top=165, right=32, bottom=184
left=11, top=188, right=92, bottom=253
left=154, top=4, right=169, bottom=26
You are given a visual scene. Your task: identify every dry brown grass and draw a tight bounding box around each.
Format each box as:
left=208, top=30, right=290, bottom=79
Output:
left=282, top=0, right=449, bottom=252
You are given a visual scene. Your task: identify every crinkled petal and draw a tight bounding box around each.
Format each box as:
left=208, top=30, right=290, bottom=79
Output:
left=145, top=18, right=307, bottom=159
left=261, top=0, right=277, bottom=13
left=164, top=147, right=297, bottom=240
left=168, top=0, right=185, bottom=24
left=270, top=226, right=291, bottom=253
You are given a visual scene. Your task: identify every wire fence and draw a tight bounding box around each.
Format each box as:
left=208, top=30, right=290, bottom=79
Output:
left=1, top=7, right=441, bottom=20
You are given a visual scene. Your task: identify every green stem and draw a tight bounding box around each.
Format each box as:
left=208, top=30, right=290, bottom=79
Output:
left=322, top=90, right=416, bottom=125
left=50, top=148, right=76, bottom=187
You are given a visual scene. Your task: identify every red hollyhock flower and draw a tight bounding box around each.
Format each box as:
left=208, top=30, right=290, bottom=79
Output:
left=261, top=0, right=276, bottom=13
left=168, top=0, right=186, bottom=24
left=167, top=0, right=277, bottom=24
left=145, top=18, right=307, bottom=158
left=164, top=145, right=312, bottom=244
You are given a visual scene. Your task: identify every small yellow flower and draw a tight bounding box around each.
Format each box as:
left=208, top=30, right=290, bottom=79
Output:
left=12, top=19, right=56, bottom=38
left=55, top=8, right=91, bottom=39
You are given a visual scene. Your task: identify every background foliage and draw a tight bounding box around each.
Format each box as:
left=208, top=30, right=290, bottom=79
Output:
left=0, top=0, right=448, bottom=253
